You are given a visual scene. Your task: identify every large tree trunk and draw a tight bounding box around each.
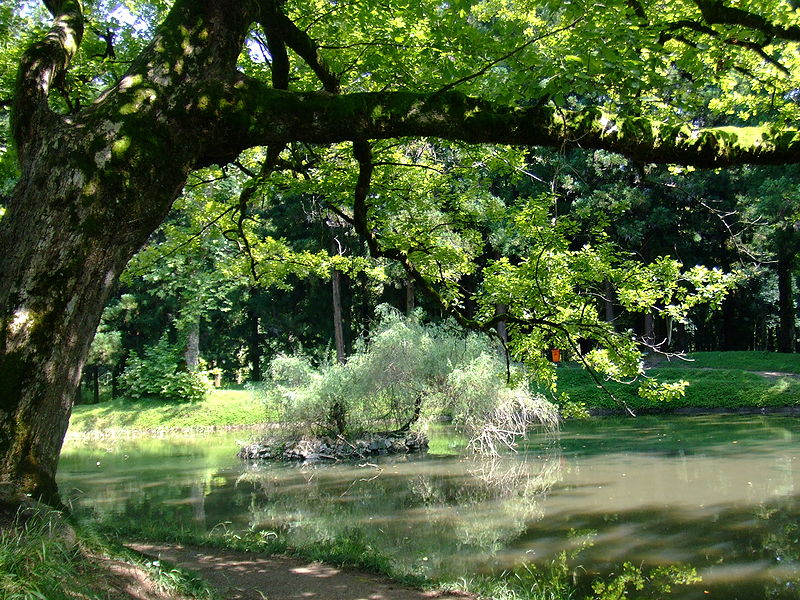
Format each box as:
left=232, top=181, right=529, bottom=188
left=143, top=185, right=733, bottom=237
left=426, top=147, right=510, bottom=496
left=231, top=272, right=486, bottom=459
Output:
left=0, top=168, right=171, bottom=504
left=0, top=0, right=254, bottom=505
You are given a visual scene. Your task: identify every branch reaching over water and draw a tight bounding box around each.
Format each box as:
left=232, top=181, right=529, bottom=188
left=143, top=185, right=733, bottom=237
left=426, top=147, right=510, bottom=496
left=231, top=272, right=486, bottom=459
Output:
left=208, top=82, right=800, bottom=169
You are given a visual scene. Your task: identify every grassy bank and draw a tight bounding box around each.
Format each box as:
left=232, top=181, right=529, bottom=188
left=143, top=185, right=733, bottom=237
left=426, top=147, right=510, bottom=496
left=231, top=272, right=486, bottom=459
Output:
left=68, top=389, right=271, bottom=435
left=93, top=519, right=698, bottom=600
left=0, top=507, right=216, bottom=600
left=668, top=350, right=800, bottom=373
left=557, top=351, right=800, bottom=414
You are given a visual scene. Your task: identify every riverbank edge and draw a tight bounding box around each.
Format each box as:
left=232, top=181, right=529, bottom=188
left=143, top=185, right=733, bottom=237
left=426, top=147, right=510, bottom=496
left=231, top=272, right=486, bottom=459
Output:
left=588, top=405, right=800, bottom=417
left=63, top=422, right=274, bottom=441
left=65, top=405, right=800, bottom=441
left=100, top=526, right=471, bottom=600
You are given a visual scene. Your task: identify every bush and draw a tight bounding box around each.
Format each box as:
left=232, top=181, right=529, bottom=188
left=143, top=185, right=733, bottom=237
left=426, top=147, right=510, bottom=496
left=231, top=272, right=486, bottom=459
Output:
left=119, top=335, right=212, bottom=403
left=257, top=306, right=559, bottom=453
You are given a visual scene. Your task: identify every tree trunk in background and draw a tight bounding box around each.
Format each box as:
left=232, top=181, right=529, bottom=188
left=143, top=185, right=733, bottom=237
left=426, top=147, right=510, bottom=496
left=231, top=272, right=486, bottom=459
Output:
left=777, top=254, right=796, bottom=353
left=604, top=280, right=615, bottom=328
left=719, top=298, right=738, bottom=351
left=358, top=271, right=372, bottom=339
left=184, top=318, right=201, bottom=369
left=91, top=366, right=100, bottom=404
left=332, top=267, right=346, bottom=364
left=643, top=312, right=655, bottom=349
left=247, top=289, right=262, bottom=382
left=111, top=362, right=123, bottom=399
left=405, top=279, right=415, bottom=314
left=495, top=304, right=508, bottom=344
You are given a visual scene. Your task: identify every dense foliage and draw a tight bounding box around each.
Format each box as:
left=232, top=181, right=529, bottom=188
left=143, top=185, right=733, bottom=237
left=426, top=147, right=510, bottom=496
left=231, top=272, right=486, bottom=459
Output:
left=118, top=335, right=212, bottom=403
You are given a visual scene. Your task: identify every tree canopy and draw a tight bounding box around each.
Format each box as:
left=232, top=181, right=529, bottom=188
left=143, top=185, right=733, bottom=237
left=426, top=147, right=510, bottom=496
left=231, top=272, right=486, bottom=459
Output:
left=2, top=0, right=800, bottom=506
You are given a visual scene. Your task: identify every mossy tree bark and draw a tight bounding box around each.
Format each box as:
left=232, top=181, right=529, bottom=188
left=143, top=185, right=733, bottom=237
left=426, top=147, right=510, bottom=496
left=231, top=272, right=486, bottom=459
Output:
left=3, top=0, right=800, bottom=506
left=0, top=0, right=257, bottom=505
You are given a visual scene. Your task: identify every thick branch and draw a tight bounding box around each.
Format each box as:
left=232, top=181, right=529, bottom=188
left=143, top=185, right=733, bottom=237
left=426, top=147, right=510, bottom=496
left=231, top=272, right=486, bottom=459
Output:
left=693, top=0, right=800, bottom=42
left=208, top=81, right=800, bottom=168
left=263, top=28, right=290, bottom=89
left=12, top=0, right=84, bottom=158
left=260, top=0, right=340, bottom=93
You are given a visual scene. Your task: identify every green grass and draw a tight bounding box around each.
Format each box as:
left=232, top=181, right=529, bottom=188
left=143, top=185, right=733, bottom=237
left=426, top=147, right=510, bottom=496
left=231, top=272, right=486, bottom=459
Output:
left=0, top=509, right=91, bottom=600
left=555, top=351, right=800, bottom=414
left=0, top=507, right=216, bottom=600
left=69, top=389, right=271, bottom=434
left=667, top=350, right=800, bottom=373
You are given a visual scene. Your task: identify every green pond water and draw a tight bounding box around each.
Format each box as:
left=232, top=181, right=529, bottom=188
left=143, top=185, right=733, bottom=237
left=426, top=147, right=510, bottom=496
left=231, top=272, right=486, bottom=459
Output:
left=58, top=416, right=799, bottom=599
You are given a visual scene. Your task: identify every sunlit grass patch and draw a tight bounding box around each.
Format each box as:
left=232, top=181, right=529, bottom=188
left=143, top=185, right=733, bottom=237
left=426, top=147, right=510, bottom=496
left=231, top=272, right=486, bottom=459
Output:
left=678, top=351, right=800, bottom=373
left=553, top=360, right=800, bottom=414
left=69, top=388, right=271, bottom=434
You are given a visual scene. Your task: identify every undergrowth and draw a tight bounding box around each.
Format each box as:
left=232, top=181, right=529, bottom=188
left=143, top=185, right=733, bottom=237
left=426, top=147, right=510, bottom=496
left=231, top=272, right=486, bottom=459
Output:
left=0, top=507, right=217, bottom=600
left=0, top=509, right=89, bottom=600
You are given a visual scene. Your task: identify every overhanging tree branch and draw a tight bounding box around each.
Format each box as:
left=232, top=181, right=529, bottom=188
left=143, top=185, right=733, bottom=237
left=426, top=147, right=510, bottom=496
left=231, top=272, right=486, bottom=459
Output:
left=210, top=81, right=800, bottom=169
left=692, top=0, right=800, bottom=41
left=432, top=14, right=586, bottom=97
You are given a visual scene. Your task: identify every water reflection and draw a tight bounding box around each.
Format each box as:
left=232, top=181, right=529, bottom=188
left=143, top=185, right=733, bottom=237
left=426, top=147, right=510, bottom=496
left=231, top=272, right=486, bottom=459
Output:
left=232, top=449, right=563, bottom=577
left=58, top=416, right=800, bottom=598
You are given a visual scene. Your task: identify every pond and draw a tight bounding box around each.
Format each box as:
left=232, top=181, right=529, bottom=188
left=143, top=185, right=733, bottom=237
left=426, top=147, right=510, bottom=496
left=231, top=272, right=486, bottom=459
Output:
left=58, top=415, right=799, bottom=599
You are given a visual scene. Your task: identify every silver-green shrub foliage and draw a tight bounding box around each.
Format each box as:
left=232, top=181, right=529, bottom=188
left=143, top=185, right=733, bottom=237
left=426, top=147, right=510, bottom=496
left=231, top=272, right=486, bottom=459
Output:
left=261, top=306, right=559, bottom=453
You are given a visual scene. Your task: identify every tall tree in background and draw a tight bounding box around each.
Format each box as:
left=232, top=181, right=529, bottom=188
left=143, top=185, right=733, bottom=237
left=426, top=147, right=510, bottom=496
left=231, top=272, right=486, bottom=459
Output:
left=736, top=168, right=800, bottom=352
left=3, top=0, right=800, bottom=506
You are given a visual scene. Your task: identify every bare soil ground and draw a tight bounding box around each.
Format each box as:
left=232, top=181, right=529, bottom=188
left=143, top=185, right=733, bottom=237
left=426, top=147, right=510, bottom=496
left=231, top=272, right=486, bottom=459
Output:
left=129, top=543, right=476, bottom=600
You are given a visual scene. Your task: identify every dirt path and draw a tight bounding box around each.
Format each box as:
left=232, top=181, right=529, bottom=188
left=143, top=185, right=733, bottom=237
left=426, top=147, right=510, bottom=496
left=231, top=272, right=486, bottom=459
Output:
left=130, top=543, right=476, bottom=600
